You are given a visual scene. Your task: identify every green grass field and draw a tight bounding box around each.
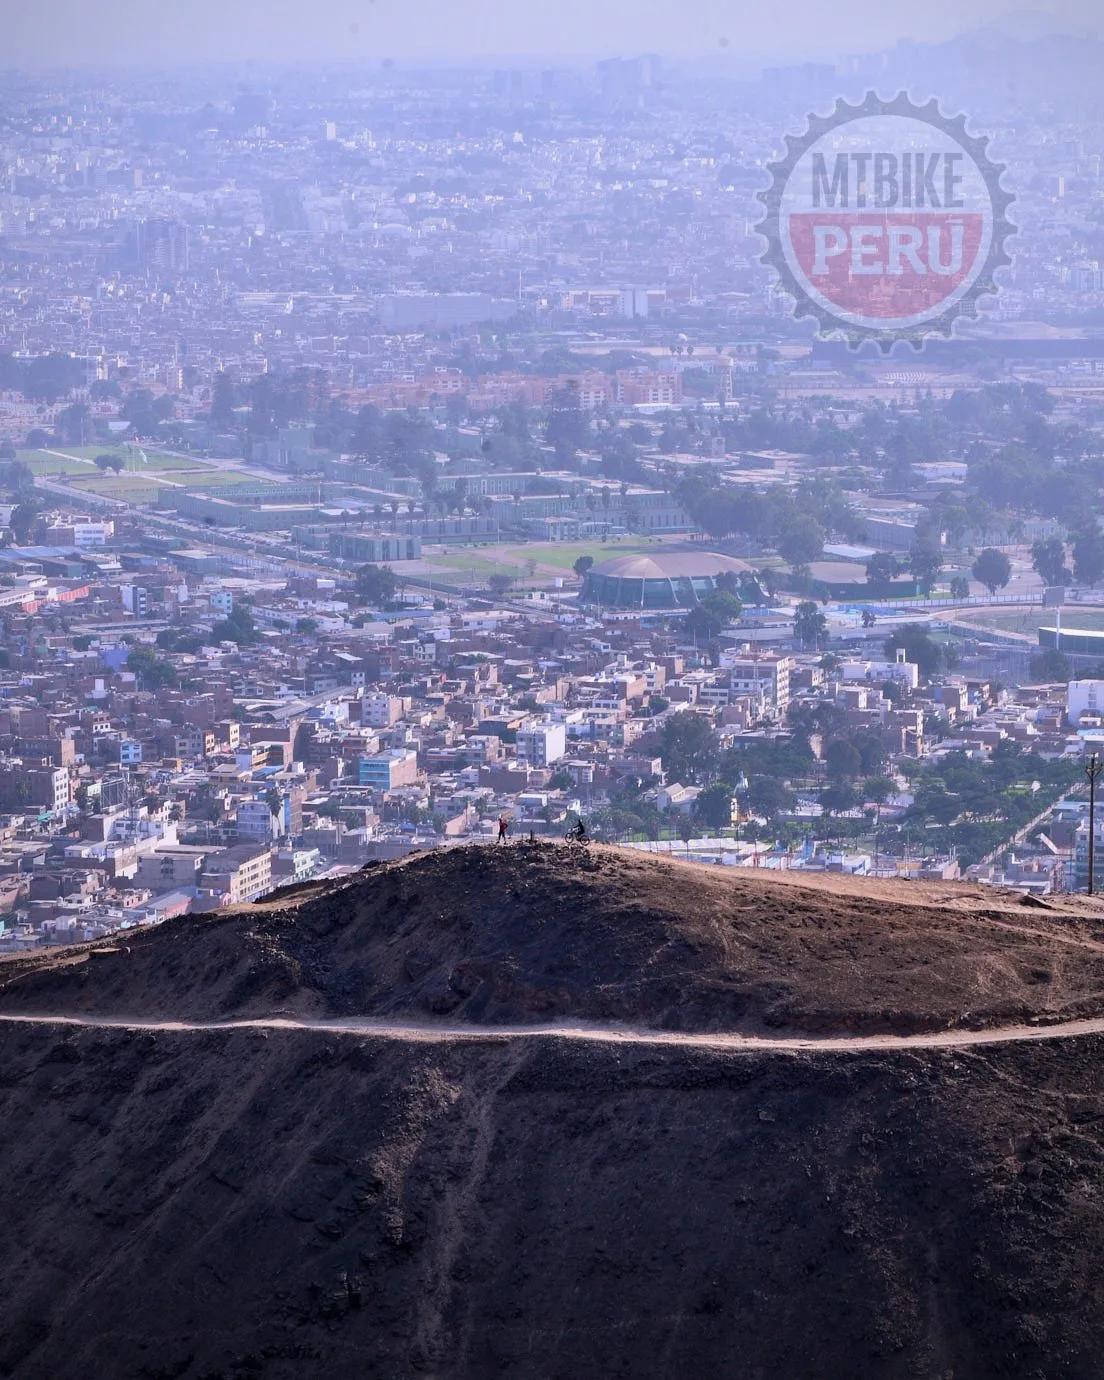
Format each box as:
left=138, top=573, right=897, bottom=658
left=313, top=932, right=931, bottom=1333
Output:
left=21, top=445, right=242, bottom=479
left=25, top=443, right=277, bottom=506
left=426, top=536, right=683, bottom=581
left=18, top=450, right=98, bottom=475
left=511, top=537, right=677, bottom=572
left=951, top=606, right=1104, bottom=641
left=20, top=445, right=108, bottom=462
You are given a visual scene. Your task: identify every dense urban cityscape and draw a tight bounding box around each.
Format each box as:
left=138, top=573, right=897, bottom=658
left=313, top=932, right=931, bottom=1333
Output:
left=3, top=25, right=1104, bottom=954
left=11, top=4, right=1104, bottom=1378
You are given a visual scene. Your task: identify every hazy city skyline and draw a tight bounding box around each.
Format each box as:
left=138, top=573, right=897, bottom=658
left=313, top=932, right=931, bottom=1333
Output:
left=8, top=0, right=1103, bottom=69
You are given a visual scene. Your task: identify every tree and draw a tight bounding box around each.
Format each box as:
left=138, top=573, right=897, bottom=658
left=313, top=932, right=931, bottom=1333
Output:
left=572, top=555, right=594, bottom=580
left=865, top=774, right=895, bottom=837
left=488, top=573, right=514, bottom=599
left=793, top=601, right=827, bottom=649
left=1028, top=649, right=1072, bottom=683
left=971, top=547, right=1012, bottom=596
left=908, top=540, right=943, bottom=595
left=778, top=515, right=824, bottom=567
left=949, top=575, right=970, bottom=599
left=58, top=401, right=91, bottom=445
left=695, top=782, right=734, bottom=830
left=864, top=775, right=895, bottom=808
left=212, top=604, right=259, bottom=646
left=865, top=551, right=900, bottom=584
left=210, top=373, right=237, bottom=430
left=1031, top=537, right=1071, bottom=588
left=884, top=625, right=942, bottom=679
left=9, top=500, right=41, bottom=544
left=0, top=456, right=33, bottom=494
left=661, top=712, right=718, bottom=784
left=25, top=428, right=51, bottom=449
left=673, top=812, right=695, bottom=851
left=686, top=590, right=742, bottom=641
left=354, top=563, right=398, bottom=607
left=1071, top=527, right=1104, bottom=587
left=295, top=617, right=319, bottom=634
left=545, top=389, right=589, bottom=455
left=746, top=775, right=797, bottom=820
left=819, top=780, right=858, bottom=827
left=861, top=609, right=877, bottom=628
left=125, top=646, right=178, bottom=691
left=824, top=739, right=862, bottom=779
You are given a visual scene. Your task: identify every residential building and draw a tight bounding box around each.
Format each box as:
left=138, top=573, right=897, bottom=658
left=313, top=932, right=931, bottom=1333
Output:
left=1068, top=680, right=1104, bottom=725
left=199, top=845, right=273, bottom=906
left=357, top=749, right=420, bottom=790
left=515, top=719, right=568, bottom=767
left=719, top=651, right=794, bottom=715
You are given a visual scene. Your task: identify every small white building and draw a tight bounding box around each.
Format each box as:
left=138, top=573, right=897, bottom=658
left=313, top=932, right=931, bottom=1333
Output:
left=362, top=692, right=407, bottom=728
left=840, top=649, right=919, bottom=691
left=719, top=650, right=793, bottom=714
left=515, top=719, right=567, bottom=767
left=236, top=798, right=285, bottom=844
left=1067, top=680, right=1104, bottom=725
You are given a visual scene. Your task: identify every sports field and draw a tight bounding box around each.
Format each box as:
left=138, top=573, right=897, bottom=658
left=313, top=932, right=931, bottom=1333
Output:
left=417, top=536, right=678, bottom=587
left=22, top=445, right=275, bottom=504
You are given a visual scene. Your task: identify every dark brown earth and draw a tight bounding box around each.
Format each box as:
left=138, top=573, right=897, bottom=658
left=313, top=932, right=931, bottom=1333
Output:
left=5, top=843, right=1104, bottom=1036
left=4, top=846, right=1104, bottom=1379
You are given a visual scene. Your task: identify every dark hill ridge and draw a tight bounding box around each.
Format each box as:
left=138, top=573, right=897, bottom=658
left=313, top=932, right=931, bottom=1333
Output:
left=4, top=849, right=1104, bottom=1377
left=4, top=1016, right=1104, bottom=1377
left=4, top=844, right=1104, bottom=1036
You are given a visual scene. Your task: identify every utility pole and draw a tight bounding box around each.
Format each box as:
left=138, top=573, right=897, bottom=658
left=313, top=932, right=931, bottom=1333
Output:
left=1087, top=754, right=1103, bottom=894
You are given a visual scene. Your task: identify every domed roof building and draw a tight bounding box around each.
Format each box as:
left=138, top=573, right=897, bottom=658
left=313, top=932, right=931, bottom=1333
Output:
left=581, top=551, right=750, bottom=609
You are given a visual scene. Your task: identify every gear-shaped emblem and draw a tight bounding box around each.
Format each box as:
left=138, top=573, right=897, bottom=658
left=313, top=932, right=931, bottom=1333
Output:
left=756, top=91, right=1015, bottom=350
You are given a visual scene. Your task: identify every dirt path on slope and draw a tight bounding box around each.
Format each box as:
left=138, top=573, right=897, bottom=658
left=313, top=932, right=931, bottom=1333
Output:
left=5, top=1009, right=1104, bottom=1052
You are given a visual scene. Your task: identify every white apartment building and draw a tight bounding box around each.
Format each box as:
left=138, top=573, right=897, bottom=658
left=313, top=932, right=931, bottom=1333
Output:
left=1068, top=680, right=1104, bottom=724
left=840, top=652, right=919, bottom=692
left=720, top=651, right=793, bottom=714
left=45, top=520, right=114, bottom=547
left=362, top=692, right=407, bottom=727
left=515, top=719, right=567, bottom=767
left=236, top=798, right=284, bottom=844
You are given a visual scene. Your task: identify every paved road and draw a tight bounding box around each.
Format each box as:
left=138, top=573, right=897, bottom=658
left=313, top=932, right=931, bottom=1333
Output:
left=2, top=1010, right=1104, bottom=1053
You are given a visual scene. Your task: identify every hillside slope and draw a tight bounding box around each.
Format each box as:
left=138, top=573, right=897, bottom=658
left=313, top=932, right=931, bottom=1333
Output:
left=4, top=843, right=1104, bottom=1036
left=3, top=1023, right=1104, bottom=1378
left=3, top=846, right=1104, bottom=1378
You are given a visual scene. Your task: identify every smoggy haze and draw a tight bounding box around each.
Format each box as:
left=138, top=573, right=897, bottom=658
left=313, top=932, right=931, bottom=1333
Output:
left=7, top=0, right=1102, bottom=68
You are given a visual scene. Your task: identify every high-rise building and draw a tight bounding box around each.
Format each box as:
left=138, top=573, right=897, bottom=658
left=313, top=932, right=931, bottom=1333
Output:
left=135, top=219, right=188, bottom=273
